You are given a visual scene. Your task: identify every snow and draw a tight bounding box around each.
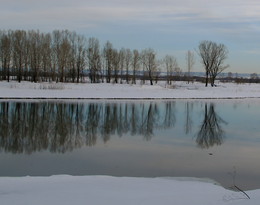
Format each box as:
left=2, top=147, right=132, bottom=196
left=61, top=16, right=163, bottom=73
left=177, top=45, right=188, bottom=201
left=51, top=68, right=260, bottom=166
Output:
left=1, top=80, right=260, bottom=205
left=0, top=81, right=260, bottom=99
left=0, top=175, right=259, bottom=205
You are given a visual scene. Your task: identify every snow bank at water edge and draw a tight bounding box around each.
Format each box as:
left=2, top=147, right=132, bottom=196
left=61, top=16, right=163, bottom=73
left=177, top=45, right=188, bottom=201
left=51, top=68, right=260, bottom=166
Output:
left=0, top=175, right=259, bottom=205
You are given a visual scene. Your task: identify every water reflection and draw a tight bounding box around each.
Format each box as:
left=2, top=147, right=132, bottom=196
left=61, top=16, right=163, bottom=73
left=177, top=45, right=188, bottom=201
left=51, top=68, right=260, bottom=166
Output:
left=0, top=101, right=226, bottom=154
left=196, top=103, right=227, bottom=149
left=184, top=102, right=193, bottom=134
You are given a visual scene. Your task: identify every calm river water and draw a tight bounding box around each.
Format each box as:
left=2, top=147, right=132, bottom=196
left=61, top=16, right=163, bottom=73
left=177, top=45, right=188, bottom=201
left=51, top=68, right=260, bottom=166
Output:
left=0, top=99, right=260, bottom=190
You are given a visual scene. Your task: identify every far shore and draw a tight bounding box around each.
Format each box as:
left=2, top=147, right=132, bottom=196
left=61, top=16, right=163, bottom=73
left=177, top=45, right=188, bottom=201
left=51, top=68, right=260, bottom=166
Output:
left=0, top=81, right=260, bottom=99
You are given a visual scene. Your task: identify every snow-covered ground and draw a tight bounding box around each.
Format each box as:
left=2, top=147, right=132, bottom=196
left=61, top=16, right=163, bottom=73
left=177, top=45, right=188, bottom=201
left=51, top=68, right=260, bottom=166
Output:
left=1, top=80, right=260, bottom=205
left=0, top=175, right=259, bottom=205
left=0, top=81, right=260, bottom=99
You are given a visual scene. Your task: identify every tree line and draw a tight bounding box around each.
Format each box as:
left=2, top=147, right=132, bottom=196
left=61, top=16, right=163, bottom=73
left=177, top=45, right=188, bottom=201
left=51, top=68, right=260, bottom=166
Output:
left=0, top=29, right=183, bottom=85
left=0, top=30, right=88, bottom=83
left=0, top=29, right=231, bottom=86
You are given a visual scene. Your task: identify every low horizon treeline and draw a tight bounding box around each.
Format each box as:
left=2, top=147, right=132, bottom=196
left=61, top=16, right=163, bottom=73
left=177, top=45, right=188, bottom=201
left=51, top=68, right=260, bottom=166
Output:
left=0, top=29, right=183, bottom=85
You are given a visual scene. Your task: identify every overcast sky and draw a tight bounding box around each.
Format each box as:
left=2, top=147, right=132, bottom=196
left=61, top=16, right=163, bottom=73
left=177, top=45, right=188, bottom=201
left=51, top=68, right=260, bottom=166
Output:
left=1, top=0, right=260, bottom=73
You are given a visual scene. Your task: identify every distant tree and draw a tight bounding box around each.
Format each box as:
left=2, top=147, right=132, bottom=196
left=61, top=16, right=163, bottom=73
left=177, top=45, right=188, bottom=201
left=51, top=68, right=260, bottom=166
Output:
left=75, top=34, right=87, bottom=83
left=12, top=30, right=27, bottom=82
left=250, top=73, right=258, bottom=79
left=119, top=48, right=125, bottom=83
left=87, top=37, right=101, bottom=83
left=250, top=73, right=259, bottom=83
left=186, top=50, right=195, bottom=84
left=69, top=33, right=87, bottom=83
left=41, top=32, right=52, bottom=82
left=67, top=32, right=77, bottom=83
left=131, top=49, right=140, bottom=84
left=0, top=31, right=12, bottom=81
left=175, top=67, right=182, bottom=81
left=163, top=55, right=178, bottom=85
left=52, top=30, right=72, bottom=83
left=103, top=41, right=113, bottom=83
left=60, top=32, right=71, bottom=82
left=28, top=30, right=42, bottom=83
left=141, top=48, right=157, bottom=85
left=111, top=48, right=120, bottom=83
left=198, top=40, right=229, bottom=87
left=125, top=48, right=132, bottom=84
left=226, top=72, right=233, bottom=82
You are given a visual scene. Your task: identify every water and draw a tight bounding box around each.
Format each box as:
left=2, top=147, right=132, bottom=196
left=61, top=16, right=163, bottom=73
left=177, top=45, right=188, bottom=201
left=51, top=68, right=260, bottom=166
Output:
left=0, top=99, right=260, bottom=190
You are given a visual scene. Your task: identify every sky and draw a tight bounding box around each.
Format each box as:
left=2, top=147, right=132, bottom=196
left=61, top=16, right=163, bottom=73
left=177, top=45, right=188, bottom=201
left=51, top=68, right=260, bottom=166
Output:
left=1, top=0, right=260, bottom=74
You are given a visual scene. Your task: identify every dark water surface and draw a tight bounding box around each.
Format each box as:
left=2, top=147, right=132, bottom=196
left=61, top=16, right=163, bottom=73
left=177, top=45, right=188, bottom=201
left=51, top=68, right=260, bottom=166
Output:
left=0, top=99, right=260, bottom=190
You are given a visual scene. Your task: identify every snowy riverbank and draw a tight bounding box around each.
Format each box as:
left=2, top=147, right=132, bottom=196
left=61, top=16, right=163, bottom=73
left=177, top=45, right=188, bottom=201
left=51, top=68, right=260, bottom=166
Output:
left=0, top=81, right=260, bottom=99
left=1, top=175, right=259, bottom=205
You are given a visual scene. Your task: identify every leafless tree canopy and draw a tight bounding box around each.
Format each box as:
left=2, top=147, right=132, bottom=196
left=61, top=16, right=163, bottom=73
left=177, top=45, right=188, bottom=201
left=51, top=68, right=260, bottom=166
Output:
left=198, top=40, right=229, bottom=87
left=163, top=55, right=179, bottom=85
left=141, top=48, right=158, bottom=85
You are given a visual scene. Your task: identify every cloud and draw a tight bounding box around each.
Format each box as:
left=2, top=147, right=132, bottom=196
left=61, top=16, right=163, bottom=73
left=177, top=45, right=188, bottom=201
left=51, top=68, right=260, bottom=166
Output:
left=1, top=0, right=259, bottom=31
left=1, top=1, right=260, bottom=47
left=2, top=0, right=260, bottom=27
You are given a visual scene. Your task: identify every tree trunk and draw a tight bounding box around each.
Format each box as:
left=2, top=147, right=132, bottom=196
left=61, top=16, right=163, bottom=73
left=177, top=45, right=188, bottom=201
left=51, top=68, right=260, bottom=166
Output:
left=205, top=71, right=209, bottom=87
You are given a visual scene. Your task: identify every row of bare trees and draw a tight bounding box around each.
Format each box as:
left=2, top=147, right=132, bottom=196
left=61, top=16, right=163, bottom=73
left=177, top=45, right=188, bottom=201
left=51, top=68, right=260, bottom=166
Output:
left=1, top=30, right=230, bottom=86
left=0, top=30, right=87, bottom=83
left=0, top=29, right=183, bottom=85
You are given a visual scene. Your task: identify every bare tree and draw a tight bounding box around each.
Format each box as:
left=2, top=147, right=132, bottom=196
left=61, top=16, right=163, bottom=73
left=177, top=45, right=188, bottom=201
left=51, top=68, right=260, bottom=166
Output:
left=111, top=48, right=120, bottom=83
left=198, top=40, right=229, bottom=87
left=12, top=30, right=27, bottom=82
left=23, top=32, right=31, bottom=81
left=119, top=48, right=125, bottom=84
left=59, top=32, right=71, bottom=82
left=28, top=30, right=42, bottom=83
left=186, top=50, right=195, bottom=84
left=131, top=49, right=140, bottom=84
left=87, top=37, right=101, bottom=83
left=41, top=33, right=52, bottom=82
left=163, top=55, right=178, bottom=85
left=125, top=48, right=132, bottom=84
left=141, top=48, right=157, bottom=85
left=0, top=30, right=12, bottom=81
left=103, top=41, right=113, bottom=83
left=75, top=35, right=87, bottom=83
left=68, top=32, right=77, bottom=83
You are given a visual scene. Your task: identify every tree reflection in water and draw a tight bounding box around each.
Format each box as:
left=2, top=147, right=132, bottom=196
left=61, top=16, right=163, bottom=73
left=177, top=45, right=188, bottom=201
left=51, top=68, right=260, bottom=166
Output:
left=0, top=101, right=227, bottom=153
left=0, top=101, right=176, bottom=154
left=196, top=103, right=227, bottom=149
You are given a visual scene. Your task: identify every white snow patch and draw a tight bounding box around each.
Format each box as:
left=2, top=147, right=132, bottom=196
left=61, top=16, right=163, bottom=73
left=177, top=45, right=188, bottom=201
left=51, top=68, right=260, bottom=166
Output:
left=0, top=175, right=259, bottom=205
left=1, top=81, right=260, bottom=99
